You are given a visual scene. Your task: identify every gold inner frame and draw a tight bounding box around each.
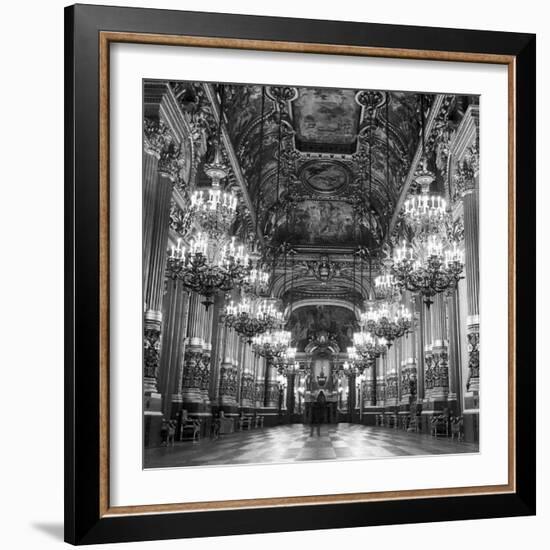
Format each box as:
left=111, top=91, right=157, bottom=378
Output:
left=98, top=31, right=517, bottom=518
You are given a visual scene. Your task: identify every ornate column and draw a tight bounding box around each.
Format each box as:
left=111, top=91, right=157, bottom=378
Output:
left=263, top=359, right=279, bottom=426
left=416, top=295, right=425, bottom=401
left=385, top=344, right=398, bottom=412
left=376, top=356, right=386, bottom=408
left=219, top=327, right=238, bottom=413
left=143, top=123, right=182, bottom=446
left=158, top=278, right=190, bottom=418
left=208, top=293, right=226, bottom=403
left=423, top=293, right=449, bottom=415
left=254, top=355, right=266, bottom=411
left=240, top=345, right=255, bottom=412
left=455, top=142, right=480, bottom=441
left=181, top=292, right=211, bottom=429
left=446, top=289, right=462, bottom=412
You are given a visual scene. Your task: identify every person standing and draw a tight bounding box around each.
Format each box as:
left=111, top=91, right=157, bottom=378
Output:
left=310, top=401, right=322, bottom=437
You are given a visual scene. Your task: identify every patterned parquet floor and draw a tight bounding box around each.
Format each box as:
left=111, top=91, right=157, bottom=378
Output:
left=144, top=423, right=478, bottom=468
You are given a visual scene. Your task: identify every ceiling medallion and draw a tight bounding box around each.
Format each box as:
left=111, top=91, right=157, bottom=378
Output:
left=298, top=159, right=350, bottom=195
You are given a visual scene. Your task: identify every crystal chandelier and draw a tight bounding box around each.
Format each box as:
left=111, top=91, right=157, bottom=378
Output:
left=275, top=346, right=299, bottom=374
left=167, top=233, right=251, bottom=308
left=224, top=296, right=283, bottom=343
left=392, top=234, right=464, bottom=306
left=403, top=161, right=448, bottom=236
left=190, top=84, right=238, bottom=239
left=242, top=256, right=270, bottom=296
left=252, top=329, right=291, bottom=360
left=352, top=330, right=388, bottom=361
left=190, top=154, right=238, bottom=238
left=342, top=346, right=362, bottom=374
left=360, top=301, right=412, bottom=347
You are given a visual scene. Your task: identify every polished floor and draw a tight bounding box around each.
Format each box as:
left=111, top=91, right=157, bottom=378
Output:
left=144, top=423, right=478, bottom=469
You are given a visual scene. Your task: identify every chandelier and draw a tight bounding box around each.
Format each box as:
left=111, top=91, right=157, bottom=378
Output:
left=352, top=330, right=388, bottom=362
left=403, top=162, right=448, bottom=236
left=275, top=346, right=299, bottom=374
left=360, top=301, right=412, bottom=346
left=167, top=233, right=251, bottom=308
left=392, top=234, right=464, bottom=306
left=190, top=152, right=238, bottom=238
left=242, top=256, right=270, bottom=296
left=252, top=329, right=291, bottom=360
left=224, top=296, right=283, bottom=342
left=190, top=83, right=239, bottom=239
left=342, top=346, right=361, bottom=374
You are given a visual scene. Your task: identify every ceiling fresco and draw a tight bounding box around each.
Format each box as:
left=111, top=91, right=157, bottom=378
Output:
left=279, top=199, right=366, bottom=246
left=168, top=81, right=477, bottom=309
left=292, top=88, right=361, bottom=153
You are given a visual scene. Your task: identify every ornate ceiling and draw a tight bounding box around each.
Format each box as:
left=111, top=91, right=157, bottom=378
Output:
left=159, top=80, right=477, bottom=318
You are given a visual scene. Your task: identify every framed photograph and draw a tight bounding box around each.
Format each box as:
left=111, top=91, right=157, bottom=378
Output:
left=65, top=3, right=536, bottom=545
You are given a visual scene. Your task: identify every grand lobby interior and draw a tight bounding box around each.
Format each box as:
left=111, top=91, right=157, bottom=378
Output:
left=142, top=80, right=480, bottom=468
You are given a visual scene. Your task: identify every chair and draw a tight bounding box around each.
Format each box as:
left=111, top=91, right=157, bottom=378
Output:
left=179, top=411, right=201, bottom=442
left=430, top=413, right=450, bottom=438
left=450, top=416, right=464, bottom=441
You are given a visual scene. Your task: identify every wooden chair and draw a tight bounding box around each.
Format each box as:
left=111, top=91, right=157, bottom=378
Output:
left=430, top=413, right=449, bottom=438
left=179, top=411, right=201, bottom=442
left=450, top=416, right=464, bottom=442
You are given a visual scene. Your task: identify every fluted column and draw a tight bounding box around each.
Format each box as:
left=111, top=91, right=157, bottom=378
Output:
left=376, top=356, right=386, bottom=407
left=463, top=178, right=480, bottom=398
left=429, top=293, right=450, bottom=403
left=446, top=289, right=462, bottom=411
left=416, top=295, right=425, bottom=401
left=142, top=122, right=181, bottom=446
left=158, top=278, right=190, bottom=417
left=208, top=294, right=226, bottom=402
left=385, top=344, right=398, bottom=409
left=219, top=327, right=238, bottom=410
left=181, top=293, right=208, bottom=406
left=254, top=355, right=266, bottom=409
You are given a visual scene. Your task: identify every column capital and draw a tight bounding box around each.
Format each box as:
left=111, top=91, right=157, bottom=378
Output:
left=453, top=142, right=479, bottom=200
left=158, top=141, right=185, bottom=181
left=143, top=118, right=172, bottom=158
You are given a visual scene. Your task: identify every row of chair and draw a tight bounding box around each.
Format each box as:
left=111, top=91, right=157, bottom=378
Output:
left=375, top=413, right=465, bottom=441
left=238, top=414, right=264, bottom=431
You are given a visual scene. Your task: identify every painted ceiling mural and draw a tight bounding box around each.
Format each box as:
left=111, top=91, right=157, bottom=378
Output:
left=287, top=305, right=357, bottom=353
left=292, top=88, right=361, bottom=153
left=166, top=81, right=477, bottom=314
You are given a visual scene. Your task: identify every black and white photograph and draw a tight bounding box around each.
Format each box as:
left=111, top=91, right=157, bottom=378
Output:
left=142, top=80, right=480, bottom=469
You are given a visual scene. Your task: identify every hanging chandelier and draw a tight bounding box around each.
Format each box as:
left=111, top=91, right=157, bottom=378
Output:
left=402, top=94, right=448, bottom=238
left=402, top=162, right=448, bottom=237
left=190, top=159, right=238, bottom=238
left=392, top=234, right=464, bottom=306
left=190, top=84, right=239, bottom=239
left=167, top=233, right=251, bottom=308
left=360, top=301, right=412, bottom=346
left=242, top=255, right=270, bottom=296
left=352, top=330, right=388, bottom=361
left=224, top=296, right=283, bottom=343
left=252, top=329, right=291, bottom=360
left=274, top=346, right=298, bottom=374
left=342, top=346, right=361, bottom=374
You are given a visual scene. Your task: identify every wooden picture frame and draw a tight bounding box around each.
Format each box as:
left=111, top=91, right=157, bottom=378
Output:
left=65, top=3, right=536, bottom=545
